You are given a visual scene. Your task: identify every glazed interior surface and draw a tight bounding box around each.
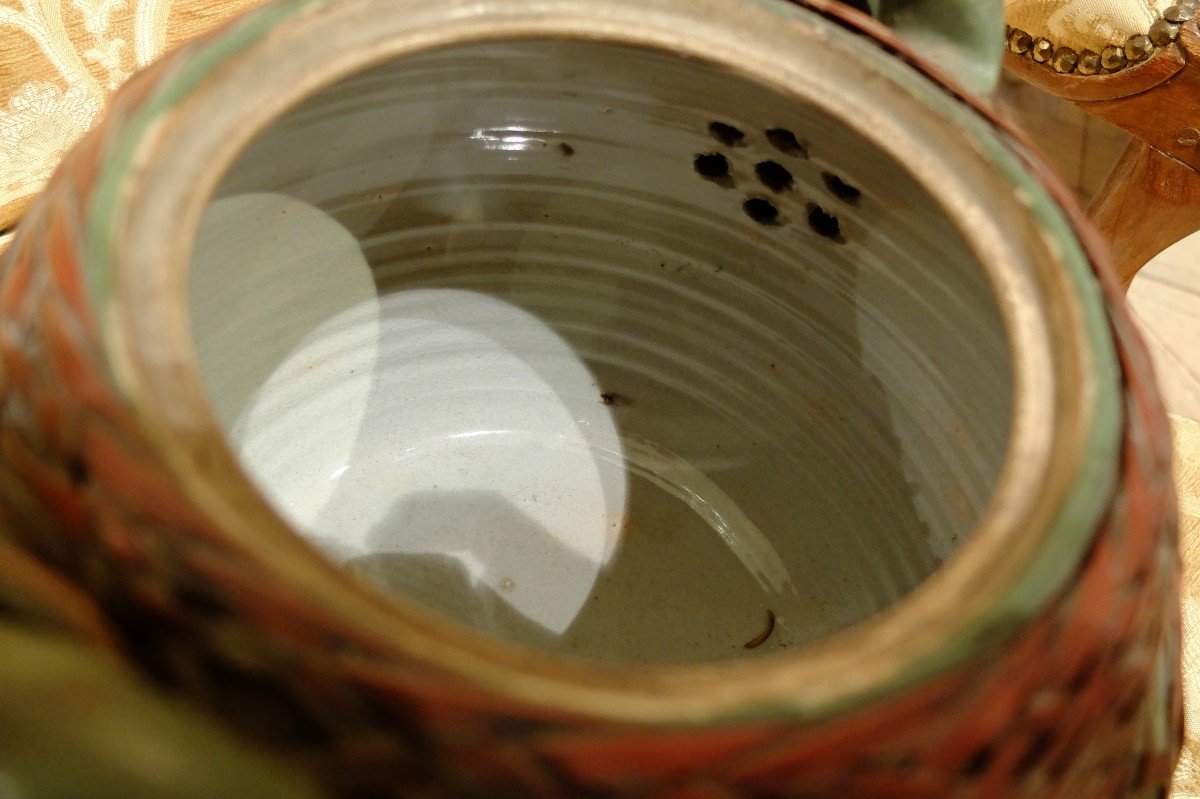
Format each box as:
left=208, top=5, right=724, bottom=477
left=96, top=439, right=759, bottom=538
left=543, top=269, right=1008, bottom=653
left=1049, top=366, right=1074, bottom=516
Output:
left=189, top=38, right=1013, bottom=666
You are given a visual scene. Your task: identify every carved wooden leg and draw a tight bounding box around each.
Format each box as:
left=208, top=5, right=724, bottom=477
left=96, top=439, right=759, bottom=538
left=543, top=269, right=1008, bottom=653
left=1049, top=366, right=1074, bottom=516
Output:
left=1088, top=139, right=1200, bottom=290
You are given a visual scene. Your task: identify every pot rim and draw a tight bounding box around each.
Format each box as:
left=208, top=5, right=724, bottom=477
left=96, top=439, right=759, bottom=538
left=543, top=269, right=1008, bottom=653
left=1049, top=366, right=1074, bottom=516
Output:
left=91, top=0, right=1121, bottom=723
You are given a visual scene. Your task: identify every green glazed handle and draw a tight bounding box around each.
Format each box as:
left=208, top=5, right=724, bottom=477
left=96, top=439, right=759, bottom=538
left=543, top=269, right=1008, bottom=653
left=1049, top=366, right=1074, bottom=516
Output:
left=0, top=623, right=326, bottom=799
left=869, top=0, right=1004, bottom=95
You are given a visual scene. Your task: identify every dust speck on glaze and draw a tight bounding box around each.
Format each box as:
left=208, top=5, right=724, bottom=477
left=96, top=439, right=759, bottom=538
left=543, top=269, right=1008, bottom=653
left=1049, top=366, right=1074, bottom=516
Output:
left=599, top=392, right=632, bottom=407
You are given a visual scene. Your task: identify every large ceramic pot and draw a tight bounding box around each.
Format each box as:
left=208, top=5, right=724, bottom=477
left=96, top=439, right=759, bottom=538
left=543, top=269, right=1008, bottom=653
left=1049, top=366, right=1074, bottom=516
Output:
left=0, top=0, right=1179, bottom=796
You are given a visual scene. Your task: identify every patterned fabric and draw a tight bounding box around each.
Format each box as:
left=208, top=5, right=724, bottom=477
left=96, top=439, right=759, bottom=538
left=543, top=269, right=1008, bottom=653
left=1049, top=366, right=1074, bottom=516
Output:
left=0, top=0, right=261, bottom=231
left=1177, top=417, right=1200, bottom=799
left=1005, top=0, right=1173, bottom=51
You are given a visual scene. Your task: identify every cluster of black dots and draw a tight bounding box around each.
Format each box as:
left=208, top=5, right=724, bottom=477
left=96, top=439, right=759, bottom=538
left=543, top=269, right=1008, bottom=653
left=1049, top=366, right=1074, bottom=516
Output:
left=693, top=120, right=861, bottom=242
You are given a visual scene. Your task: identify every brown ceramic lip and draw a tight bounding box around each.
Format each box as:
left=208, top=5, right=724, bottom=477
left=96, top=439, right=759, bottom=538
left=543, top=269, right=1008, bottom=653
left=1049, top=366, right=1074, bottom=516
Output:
left=103, top=0, right=1105, bottom=723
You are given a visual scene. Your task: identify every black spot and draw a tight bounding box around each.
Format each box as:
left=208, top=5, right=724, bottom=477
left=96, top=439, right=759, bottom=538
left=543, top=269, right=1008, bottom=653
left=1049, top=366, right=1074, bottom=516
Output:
left=755, top=161, right=793, bottom=192
left=558, top=142, right=575, bottom=157
left=66, top=457, right=88, bottom=484
left=708, top=121, right=746, bottom=147
left=694, top=152, right=731, bottom=180
left=743, top=198, right=780, bottom=225
left=1132, top=754, right=1153, bottom=790
left=765, top=128, right=808, bottom=157
left=1016, top=730, right=1054, bottom=774
left=806, top=203, right=842, bottom=241
left=822, top=171, right=862, bottom=204
left=1067, top=660, right=1097, bottom=693
left=964, top=746, right=995, bottom=776
left=600, top=392, right=633, bottom=407
left=1116, top=691, right=1144, bottom=724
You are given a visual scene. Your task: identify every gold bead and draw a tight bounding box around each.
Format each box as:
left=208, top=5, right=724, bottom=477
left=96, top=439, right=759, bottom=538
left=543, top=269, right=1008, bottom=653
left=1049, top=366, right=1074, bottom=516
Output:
left=1149, top=19, right=1180, bottom=45
left=1164, top=4, right=1194, bottom=22
left=1100, top=44, right=1127, bottom=70
left=1077, top=50, right=1102, bottom=75
left=1052, top=46, right=1079, bottom=73
left=1031, top=38, right=1054, bottom=63
left=1007, top=28, right=1033, bottom=54
left=1125, top=33, right=1154, bottom=61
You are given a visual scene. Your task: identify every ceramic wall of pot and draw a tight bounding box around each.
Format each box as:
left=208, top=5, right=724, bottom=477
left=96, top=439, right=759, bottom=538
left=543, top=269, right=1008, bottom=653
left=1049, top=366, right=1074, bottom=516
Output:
left=0, top=0, right=1178, bottom=796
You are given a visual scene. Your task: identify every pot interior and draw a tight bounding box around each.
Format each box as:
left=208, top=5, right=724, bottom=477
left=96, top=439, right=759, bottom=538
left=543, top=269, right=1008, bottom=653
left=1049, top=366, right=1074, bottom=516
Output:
left=189, top=38, right=1012, bottom=666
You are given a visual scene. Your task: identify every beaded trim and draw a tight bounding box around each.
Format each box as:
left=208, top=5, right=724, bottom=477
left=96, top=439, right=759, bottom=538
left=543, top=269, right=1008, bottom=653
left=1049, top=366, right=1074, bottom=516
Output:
left=1005, top=0, right=1196, bottom=75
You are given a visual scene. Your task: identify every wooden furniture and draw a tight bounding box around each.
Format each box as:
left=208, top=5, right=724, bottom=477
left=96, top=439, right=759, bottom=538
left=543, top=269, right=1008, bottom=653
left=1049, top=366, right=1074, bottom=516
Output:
left=1005, top=0, right=1200, bottom=286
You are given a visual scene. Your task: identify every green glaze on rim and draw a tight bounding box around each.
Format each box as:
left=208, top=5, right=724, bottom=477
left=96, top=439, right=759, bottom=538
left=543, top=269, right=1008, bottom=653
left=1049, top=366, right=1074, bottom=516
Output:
left=81, top=0, right=1121, bottom=725
left=714, top=0, right=1123, bottom=720
left=817, top=15, right=1122, bottom=712
left=82, top=0, right=324, bottom=309
left=872, top=0, right=1005, bottom=95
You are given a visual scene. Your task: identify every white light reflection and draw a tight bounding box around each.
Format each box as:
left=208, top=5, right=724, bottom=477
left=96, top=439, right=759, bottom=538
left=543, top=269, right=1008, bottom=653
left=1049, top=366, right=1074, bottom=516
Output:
left=470, top=126, right=553, bottom=152
left=192, top=195, right=625, bottom=636
left=192, top=193, right=793, bottom=644
left=448, top=428, right=511, bottom=441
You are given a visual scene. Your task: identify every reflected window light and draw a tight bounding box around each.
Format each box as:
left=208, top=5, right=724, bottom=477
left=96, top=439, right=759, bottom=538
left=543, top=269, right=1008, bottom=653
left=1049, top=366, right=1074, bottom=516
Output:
left=446, top=549, right=490, bottom=587
left=449, top=428, right=511, bottom=440
left=470, top=127, right=553, bottom=152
